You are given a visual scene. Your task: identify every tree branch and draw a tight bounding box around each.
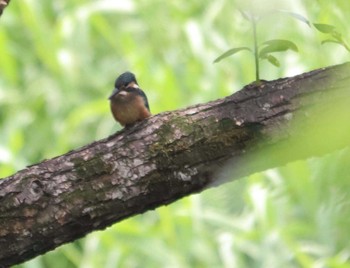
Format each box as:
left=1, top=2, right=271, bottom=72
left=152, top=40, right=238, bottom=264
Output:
left=1, top=62, right=350, bottom=267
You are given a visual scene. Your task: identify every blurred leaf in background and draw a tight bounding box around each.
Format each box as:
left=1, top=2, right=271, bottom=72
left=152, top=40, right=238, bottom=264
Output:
left=0, top=0, right=349, bottom=267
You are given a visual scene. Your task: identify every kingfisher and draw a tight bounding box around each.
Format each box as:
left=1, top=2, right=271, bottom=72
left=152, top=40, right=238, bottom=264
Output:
left=108, top=72, right=151, bottom=127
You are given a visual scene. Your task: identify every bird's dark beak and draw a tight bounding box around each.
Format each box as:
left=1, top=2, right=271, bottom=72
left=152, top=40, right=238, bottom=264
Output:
left=108, top=88, right=119, bottom=100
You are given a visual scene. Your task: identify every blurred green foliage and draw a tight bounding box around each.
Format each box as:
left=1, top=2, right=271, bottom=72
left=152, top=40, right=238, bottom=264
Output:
left=1, top=0, right=349, bottom=267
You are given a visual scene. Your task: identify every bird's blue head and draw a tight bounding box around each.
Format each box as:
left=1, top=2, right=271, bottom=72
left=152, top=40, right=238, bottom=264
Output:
left=109, top=71, right=138, bottom=100
left=114, top=71, right=138, bottom=89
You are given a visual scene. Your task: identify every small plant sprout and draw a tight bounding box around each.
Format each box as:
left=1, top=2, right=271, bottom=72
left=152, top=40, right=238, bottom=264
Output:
left=214, top=9, right=310, bottom=83
left=313, top=23, right=350, bottom=52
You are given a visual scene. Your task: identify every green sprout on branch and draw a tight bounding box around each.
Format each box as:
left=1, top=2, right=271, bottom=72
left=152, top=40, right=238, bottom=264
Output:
left=313, top=23, right=350, bottom=52
left=214, top=10, right=310, bottom=82
left=214, top=9, right=350, bottom=83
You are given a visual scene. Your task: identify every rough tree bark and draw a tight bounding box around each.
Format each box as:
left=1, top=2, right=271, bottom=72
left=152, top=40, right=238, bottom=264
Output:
left=1, top=62, right=350, bottom=267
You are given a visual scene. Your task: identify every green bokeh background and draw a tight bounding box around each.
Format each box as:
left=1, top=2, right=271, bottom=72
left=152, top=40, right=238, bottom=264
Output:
left=1, top=0, right=350, bottom=267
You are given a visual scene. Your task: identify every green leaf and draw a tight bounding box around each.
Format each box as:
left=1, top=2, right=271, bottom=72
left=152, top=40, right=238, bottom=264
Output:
left=321, top=39, right=342, bottom=45
left=266, top=54, right=280, bottom=67
left=259, top=39, right=298, bottom=58
left=213, top=47, right=252, bottom=63
left=321, top=39, right=350, bottom=52
left=313, top=23, right=336, bottom=33
left=238, top=9, right=252, bottom=21
left=276, top=10, right=311, bottom=26
left=331, top=31, right=343, bottom=42
left=238, top=8, right=260, bottom=22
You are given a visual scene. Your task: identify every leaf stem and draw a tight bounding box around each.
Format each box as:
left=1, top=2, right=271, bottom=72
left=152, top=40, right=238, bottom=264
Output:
left=252, top=19, right=260, bottom=82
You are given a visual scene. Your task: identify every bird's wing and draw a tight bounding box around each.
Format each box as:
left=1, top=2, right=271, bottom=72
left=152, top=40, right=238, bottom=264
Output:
left=136, top=88, right=150, bottom=112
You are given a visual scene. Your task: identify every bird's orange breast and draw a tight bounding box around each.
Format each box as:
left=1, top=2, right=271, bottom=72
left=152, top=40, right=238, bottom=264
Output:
left=110, top=94, right=150, bottom=126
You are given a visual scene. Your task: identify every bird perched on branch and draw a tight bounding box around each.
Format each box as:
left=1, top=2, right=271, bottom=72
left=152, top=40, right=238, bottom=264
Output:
left=108, top=72, right=151, bottom=127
